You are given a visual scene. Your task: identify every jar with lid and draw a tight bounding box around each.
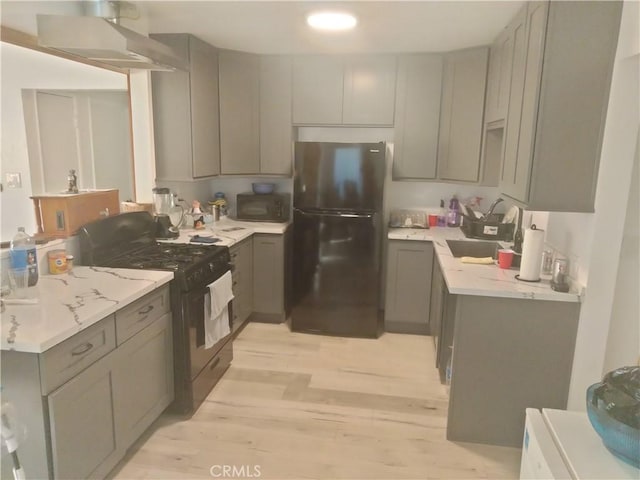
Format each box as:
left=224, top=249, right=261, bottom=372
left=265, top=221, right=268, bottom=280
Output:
left=550, top=258, right=570, bottom=292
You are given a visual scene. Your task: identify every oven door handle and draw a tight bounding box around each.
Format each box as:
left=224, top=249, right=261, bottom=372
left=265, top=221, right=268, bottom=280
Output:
left=195, top=287, right=210, bottom=348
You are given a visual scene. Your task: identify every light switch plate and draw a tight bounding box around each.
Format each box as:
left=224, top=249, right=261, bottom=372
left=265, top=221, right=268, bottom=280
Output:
left=5, top=173, right=22, bottom=188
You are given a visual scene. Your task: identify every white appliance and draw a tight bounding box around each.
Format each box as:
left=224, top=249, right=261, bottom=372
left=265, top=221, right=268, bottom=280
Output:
left=520, top=408, right=639, bottom=479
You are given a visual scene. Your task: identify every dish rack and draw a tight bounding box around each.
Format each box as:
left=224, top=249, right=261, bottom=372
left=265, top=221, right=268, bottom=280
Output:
left=389, top=209, right=428, bottom=229
left=460, top=214, right=514, bottom=240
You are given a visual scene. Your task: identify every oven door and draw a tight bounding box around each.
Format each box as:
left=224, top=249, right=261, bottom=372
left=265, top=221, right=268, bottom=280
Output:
left=184, top=286, right=232, bottom=381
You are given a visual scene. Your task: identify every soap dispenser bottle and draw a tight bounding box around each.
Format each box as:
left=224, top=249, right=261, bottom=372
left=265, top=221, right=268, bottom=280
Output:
left=447, top=196, right=460, bottom=227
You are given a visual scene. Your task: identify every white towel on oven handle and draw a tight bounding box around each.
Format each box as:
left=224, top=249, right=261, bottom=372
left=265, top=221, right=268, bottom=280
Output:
left=204, top=271, right=234, bottom=349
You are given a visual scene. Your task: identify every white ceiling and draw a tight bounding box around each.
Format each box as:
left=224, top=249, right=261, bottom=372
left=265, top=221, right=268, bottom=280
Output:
left=1, top=1, right=525, bottom=55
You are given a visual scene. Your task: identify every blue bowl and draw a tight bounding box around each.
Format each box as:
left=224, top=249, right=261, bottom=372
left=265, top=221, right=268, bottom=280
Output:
left=586, top=383, right=640, bottom=468
left=252, top=182, right=275, bottom=194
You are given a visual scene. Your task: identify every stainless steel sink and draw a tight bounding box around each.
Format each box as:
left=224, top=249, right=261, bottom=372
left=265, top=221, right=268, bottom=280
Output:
left=446, top=240, right=501, bottom=258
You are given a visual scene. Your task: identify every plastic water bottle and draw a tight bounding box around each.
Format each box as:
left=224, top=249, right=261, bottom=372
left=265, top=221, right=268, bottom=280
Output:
left=10, top=227, right=38, bottom=286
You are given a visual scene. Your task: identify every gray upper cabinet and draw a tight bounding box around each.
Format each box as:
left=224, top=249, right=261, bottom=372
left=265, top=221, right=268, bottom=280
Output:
left=343, top=55, right=397, bottom=125
left=292, top=55, right=344, bottom=125
left=292, top=55, right=397, bottom=126
left=500, top=1, right=622, bottom=212
left=151, top=34, right=220, bottom=180
left=485, top=27, right=514, bottom=124
left=392, top=54, right=443, bottom=180
left=219, top=49, right=261, bottom=175
left=259, top=55, right=293, bottom=176
left=437, top=47, right=489, bottom=183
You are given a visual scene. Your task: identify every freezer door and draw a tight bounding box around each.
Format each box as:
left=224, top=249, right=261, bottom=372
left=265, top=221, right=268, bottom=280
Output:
left=291, top=208, right=383, bottom=338
left=293, top=142, right=385, bottom=211
left=520, top=409, right=571, bottom=479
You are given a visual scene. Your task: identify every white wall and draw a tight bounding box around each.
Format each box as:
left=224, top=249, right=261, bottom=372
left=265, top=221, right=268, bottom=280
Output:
left=603, top=135, right=639, bottom=372
left=567, top=0, right=640, bottom=409
left=0, top=42, right=127, bottom=242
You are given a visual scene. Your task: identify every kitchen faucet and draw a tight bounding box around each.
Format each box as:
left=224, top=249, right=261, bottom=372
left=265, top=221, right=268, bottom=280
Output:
left=484, top=197, right=504, bottom=220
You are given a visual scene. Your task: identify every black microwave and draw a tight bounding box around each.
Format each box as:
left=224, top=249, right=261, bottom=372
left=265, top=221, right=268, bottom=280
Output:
left=236, top=193, right=290, bottom=222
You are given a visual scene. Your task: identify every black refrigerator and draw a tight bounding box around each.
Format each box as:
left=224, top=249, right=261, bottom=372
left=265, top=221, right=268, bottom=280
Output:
left=291, top=141, right=386, bottom=338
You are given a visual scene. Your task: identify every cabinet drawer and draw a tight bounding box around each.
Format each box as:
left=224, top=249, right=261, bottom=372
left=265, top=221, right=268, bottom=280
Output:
left=115, top=286, right=170, bottom=345
left=40, top=316, right=116, bottom=394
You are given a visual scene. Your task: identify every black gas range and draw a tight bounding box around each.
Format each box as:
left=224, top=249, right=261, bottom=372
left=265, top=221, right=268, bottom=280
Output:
left=79, top=211, right=233, bottom=415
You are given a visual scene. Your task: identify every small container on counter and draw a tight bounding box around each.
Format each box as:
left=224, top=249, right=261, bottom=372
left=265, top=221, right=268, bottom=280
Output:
left=66, top=255, right=74, bottom=271
left=48, top=250, right=68, bottom=274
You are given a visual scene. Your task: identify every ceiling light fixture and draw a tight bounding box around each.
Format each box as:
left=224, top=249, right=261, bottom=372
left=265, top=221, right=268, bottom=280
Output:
left=306, top=11, right=357, bottom=31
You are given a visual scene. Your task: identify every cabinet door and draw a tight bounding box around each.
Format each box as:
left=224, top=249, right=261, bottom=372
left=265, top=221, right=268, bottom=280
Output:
left=392, top=54, right=443, bottom=179
left=151, top=34, right=195, bottom=181
left=259, top=55, right=293, bottom=175
left=113, top=312, right=174, bottom=447
left=429, top=256, right=444, bottom=363
left=190, top=36, right=221, bottom=178
left=219, top=50, right=260, bottom=174
left=384, top=240, right=433, bottom=334
left=292, top=55, right=344, bottom=125
left=437, top=47, right=489, bottom=183
left=511, top=1, right=548, bottom=203
left=253, top=234, right=284, bottom=315
left=500, top=5, right=531, bottom=200
left=48, top=350, right=122, bottom=480
left=343, top=55, right=397, bottom=125
left=485, top=27, right=514, bottom=124
left=230, top=237, right=254, bottom=329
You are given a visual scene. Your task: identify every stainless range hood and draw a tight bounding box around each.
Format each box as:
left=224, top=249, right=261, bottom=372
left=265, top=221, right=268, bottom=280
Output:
left=36, top=14, right=188, bottom=72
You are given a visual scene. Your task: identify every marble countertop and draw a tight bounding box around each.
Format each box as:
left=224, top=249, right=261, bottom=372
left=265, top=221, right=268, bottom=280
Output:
left=160, top=217, right=290, bottom=247
left=388, top=227, right=582, bottom=303
left=1, top=267, right=173, bottom=353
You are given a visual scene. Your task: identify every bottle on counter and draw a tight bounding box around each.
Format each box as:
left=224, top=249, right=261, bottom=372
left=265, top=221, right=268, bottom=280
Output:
left=447, top=196, right=460, bottom=227
left=10, top=227, right=38, bottom=286
left=437, top=199, right=447, bottom=227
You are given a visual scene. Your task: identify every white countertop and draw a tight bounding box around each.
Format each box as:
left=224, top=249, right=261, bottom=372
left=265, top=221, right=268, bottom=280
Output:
left=388, top=227, right=582, bottom=303
left=1, top=267, right=173, bottom=353
left=160, top=217, right=290, bottom=247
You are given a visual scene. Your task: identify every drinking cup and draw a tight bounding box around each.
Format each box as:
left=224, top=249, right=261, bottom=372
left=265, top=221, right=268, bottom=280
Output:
left=428, top=214, right=438, bottom=227
left=498, top=249, right=514, bottom=269
left=8, top=268, right=29, bottom=298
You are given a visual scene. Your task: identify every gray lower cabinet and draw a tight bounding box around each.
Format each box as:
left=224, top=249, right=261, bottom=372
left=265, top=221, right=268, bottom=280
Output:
left=219, top=49, right=261, bottom=175
left=113, top=311, right=173, bottom=447
left=437, top=47, right=489, bottom=183
left=151, top=34, right=220, bottom=180
left=230, top=236, right=254, bottom=331
left=0, top=286, right=173, bottom=480
left=445, top=295, right=580, bottom=447
left=47, top=349, right=121, bottom=480
left=384, top=240, right=433, bottom=334
left=392, top=54, right=443, bottom=180
left=252, top=230, right=292, bottom=322
left=500, top=1, right=622, bottom=211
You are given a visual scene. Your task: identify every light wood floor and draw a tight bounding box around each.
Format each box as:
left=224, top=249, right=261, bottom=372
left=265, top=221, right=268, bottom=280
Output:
left=110, top=323, right=522, bottom=479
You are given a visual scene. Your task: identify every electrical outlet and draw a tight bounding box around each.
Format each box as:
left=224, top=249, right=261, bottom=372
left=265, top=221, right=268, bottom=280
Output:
left=5, top=173, right=21, bottom=188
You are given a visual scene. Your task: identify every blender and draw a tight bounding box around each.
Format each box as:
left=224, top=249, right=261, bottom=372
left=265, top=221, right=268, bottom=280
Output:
left=152, top=187, right=184, bottom=238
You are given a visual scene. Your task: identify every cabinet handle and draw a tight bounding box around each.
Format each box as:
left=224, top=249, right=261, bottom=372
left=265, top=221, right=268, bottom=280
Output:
left=209, top=357, right=221, bottom=371
left=138, top=305, right=154, bottom=315
left=71, top=342, right=93, bottom=356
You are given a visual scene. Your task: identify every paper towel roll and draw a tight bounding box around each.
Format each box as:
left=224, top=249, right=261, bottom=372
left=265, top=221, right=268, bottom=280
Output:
left=519, top=226, right=545, bottom=281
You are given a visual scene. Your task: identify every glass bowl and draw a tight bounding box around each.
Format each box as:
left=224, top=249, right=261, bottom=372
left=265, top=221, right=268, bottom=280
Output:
left=586, top=383, right=640, bottom=467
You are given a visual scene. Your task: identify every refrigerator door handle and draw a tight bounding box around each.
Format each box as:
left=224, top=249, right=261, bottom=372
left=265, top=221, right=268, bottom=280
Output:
left=294, top=208, right=374, bottom=219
